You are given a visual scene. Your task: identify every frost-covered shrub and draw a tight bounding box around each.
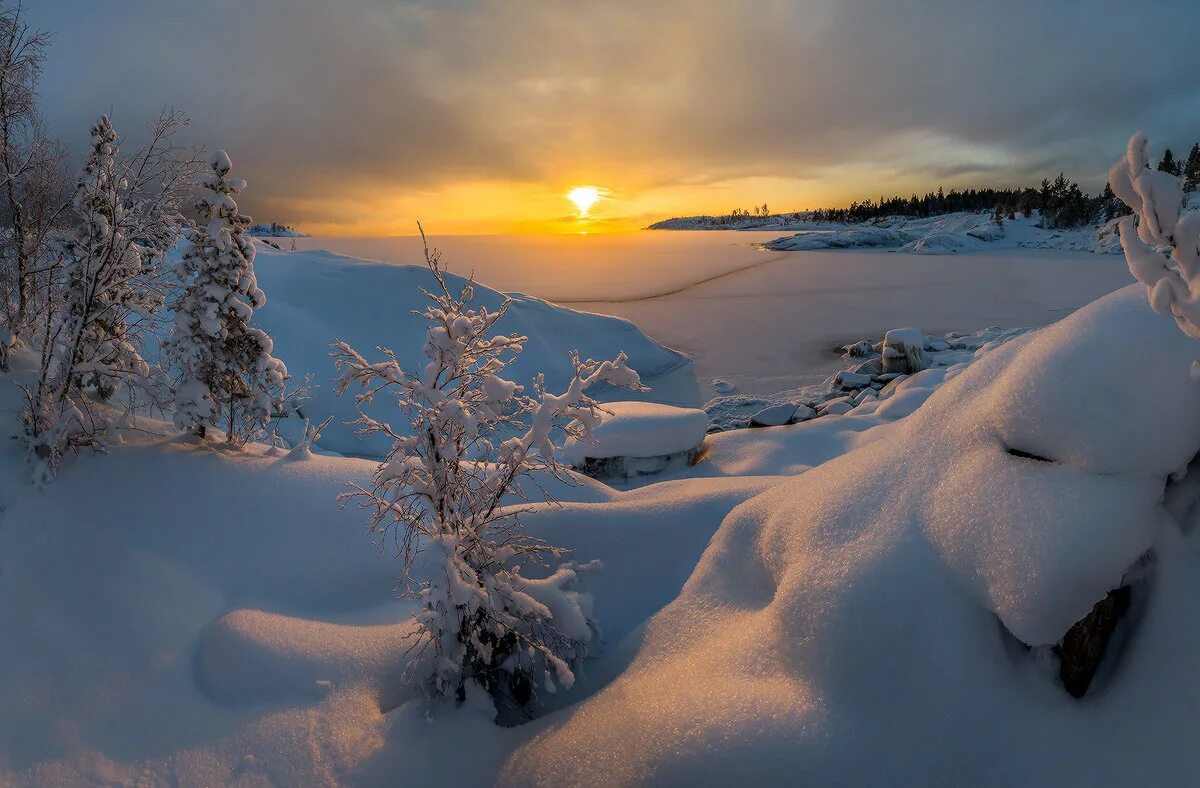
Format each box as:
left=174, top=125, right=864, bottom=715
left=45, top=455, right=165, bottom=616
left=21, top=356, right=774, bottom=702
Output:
left=164, top=150, right=287, bottom=443
left=332, top=231, right=645, bottom=716
left=1110, top=133, right=1200, bottom=364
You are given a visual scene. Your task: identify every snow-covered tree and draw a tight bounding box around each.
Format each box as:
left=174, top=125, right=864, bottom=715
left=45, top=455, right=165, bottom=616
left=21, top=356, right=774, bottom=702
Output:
left=25, top=112, right=192, bottom=479
left=1110, top=133, right=1200, bottom=361
left=1183, top=142, right=1200, bottom=194
left=164, top=150, right=287, bottom=443
left=332, top=230, right=645, bottom=716
left=1156, top=147, right=1182, bottom=177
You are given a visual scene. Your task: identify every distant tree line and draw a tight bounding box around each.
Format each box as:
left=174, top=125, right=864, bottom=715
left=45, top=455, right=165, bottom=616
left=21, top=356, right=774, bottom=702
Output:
left=713, top=144, right=1200, bottom=231
left=809, top=176, right=1117, bottom=230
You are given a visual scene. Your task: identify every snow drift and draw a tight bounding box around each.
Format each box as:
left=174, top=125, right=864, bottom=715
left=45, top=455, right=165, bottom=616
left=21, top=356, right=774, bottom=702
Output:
left=504, top=284, right=1200, bottom=785
left=248, top=245, right=691, bottom=456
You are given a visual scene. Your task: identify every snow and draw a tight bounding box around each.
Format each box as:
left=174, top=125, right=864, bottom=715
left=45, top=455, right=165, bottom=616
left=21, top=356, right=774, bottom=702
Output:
left=0, top=350, right=771, bottom=782
left=294, top=233, right=1133, bottom=400
left=747, top=402, right=800, bottom=427
left=703, top=325, right=1028, bottom=432
left=763, top=212, right=1122, bottom=256
left=11, top=226, right=1196, bottom=784
left=503, top=284, right=1200, bottom=785
left=561, top=401, right=708, bottom=464
left=247, top=245, right=692, bottom=456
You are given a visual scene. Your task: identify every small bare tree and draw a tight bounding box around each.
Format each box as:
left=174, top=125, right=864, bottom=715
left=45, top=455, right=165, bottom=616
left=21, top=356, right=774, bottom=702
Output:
left=332, top=228, right=645, bottom=716
left=0, top=2, right=69, bottom=364
left=25, top=111, right=197, bottom=480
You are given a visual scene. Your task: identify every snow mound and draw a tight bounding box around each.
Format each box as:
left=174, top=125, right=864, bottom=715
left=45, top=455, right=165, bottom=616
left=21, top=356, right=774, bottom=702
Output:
left=899, top=230, right=978, bottom=254
left=0, top=381, right=773, bottom=783
left=562, top=401, right=707, bottom=465
left=250, top=246, right=691, bottom=457
left=504, top=284, right=1200, bottom=785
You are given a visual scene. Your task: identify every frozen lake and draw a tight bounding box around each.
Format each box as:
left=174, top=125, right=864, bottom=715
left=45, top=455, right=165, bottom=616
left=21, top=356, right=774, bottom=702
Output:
left=291, top=232, right=1134, bottom=397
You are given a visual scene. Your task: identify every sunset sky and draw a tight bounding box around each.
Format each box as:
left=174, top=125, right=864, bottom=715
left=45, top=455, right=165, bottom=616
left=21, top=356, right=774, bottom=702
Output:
left=31, top=0, right=1200, bottom=235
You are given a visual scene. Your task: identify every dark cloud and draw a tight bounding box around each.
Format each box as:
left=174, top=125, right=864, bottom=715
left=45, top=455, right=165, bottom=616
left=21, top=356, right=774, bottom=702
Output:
left=27, top=0, right=1200, bottom=226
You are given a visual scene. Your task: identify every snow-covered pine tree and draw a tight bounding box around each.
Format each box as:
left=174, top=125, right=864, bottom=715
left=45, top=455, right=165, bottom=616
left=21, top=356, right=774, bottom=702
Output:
left=25, top=114, right=187, bottom=479
left=1183, top=143, right=1200, bottom=194
left=332, top=229, right=645, bottom=718
left=165, top=150, right=287, bottom=443
left=1157, top=147, right=1183, bottom=177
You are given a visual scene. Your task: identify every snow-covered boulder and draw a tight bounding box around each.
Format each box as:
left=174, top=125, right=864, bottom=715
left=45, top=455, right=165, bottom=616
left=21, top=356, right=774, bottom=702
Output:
left=505, top=284, right=1200, bottom=785
left=563, top=401, right=708, bottom=479
left=834, top=370, right=872, bottom=390
left=842, top=340, right=874, bottom=358
left=748, top=403, right=798, bottom=428
left=882, top=327, right=927, bottom=374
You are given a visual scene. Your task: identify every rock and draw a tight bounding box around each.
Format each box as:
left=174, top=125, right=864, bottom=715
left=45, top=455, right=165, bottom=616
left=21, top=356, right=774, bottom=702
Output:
left=712, top=378, right=738, bottom=395
left=576, top=447, right=704, bottom=481
left=793, top=405, right=817, bottom=421
left=926, top=339, right=950, bottom=352
left=882, top=328, right=927, bottom=374
left=851, top=388, right=875, bottom=405
left=842, top=340, right=874, bottom=358
left=819, top=396, right=853, bottom=416
left=1055, top=585, right=1132, bottom=698
left=835, top=371, right=873, bottom=390
left=748, top=403, right=799, bottom=428
left=877, top=374, right=909, bottom=400
left=851, top=358, right=883, bottom=376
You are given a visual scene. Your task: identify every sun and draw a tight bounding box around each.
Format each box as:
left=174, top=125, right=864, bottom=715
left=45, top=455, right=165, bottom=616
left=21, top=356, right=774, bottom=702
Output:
left=566, top=186, right=603, bottom=216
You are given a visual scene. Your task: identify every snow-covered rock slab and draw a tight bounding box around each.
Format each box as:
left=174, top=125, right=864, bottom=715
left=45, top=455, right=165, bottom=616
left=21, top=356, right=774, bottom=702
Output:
left=563, top=401, right=707, bottom=479
left=760, top=211, right=1126, bottom=256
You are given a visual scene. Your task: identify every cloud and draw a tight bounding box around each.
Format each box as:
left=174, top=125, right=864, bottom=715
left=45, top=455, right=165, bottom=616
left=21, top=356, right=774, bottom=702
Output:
left=27, top=0, right=1200, bottom=229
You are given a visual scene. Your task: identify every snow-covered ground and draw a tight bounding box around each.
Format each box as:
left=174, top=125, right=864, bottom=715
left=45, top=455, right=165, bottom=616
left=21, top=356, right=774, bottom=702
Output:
left=7, top=277, right=1200, bottom=784
left=290, top=232, right=1134, bottom=400
left=248, top=246, right=694, bottom=457
left=8, top=226, right=1182, bottom=785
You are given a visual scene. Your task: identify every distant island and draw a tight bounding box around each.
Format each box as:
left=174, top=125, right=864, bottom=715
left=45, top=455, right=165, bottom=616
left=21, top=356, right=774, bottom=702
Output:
left=248, top=221, right=309, bottom=237
left=648, top=170, right=1154, bottom=233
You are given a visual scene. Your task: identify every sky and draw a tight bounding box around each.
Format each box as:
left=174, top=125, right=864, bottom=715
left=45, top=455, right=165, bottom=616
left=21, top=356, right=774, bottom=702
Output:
left=27, top=0, right=1200, bottom=235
